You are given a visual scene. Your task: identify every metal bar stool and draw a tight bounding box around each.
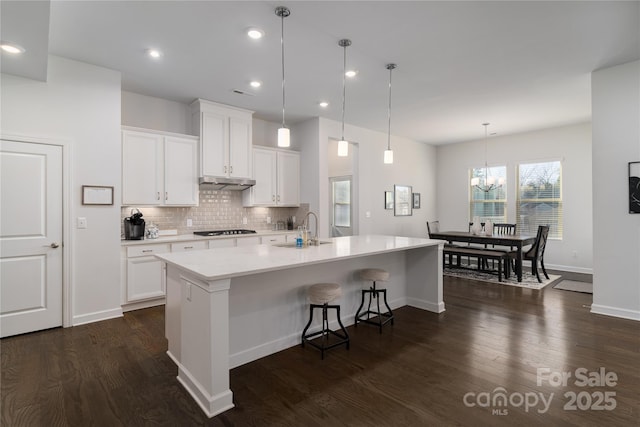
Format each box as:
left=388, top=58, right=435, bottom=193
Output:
left=301, top=283, right=350, bottom=359
left=354, top=268, right=394, bottom=333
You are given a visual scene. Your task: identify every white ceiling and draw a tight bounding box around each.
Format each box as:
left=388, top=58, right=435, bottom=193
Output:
left=2, top=1, right=639, bottom=145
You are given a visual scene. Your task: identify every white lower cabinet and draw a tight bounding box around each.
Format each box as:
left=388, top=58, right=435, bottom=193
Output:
left=208, top=238, right=236, bottom=248
left=125, top=244, right=170, bottom=305
left=171, top=241, right=208, bottom=252
left=236, top=236, right=261, bottom=246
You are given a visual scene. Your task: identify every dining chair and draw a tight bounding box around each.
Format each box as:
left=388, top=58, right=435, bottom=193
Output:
left=509, top=225, right=550, bottom=283
left=493, top=223, right=516, bottom=235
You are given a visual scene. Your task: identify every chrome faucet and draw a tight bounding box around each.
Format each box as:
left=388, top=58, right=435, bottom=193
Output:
left=303, top=211, right=319, bottom=246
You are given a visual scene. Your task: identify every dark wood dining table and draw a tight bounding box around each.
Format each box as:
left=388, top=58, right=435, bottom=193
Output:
left=429, top=230, right=536, bottom=282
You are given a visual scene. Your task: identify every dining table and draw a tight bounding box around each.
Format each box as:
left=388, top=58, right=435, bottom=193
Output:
left=428, top=230, right=536, bottom=282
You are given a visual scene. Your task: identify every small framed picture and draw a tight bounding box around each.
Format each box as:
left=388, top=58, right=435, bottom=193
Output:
left=82, top=185, right=114, bottom=205
left=384, top=191, right=394, bottom=210
left=630, top=161, right=640, bottom=213
left=412, top=193, right=421, bottom=209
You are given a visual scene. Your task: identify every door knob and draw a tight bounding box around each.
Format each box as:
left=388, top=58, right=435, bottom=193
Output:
left=45, top=243, right=60, bottom=248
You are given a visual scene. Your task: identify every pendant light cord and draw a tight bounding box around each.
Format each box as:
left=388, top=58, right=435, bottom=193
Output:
left=280, top=12, right=286, bottom=128
left=386, top=64, right=396, bottom=150
left=341, top=44, right=347, bottom=140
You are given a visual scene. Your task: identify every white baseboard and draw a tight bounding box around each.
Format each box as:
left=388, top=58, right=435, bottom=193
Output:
left=122, top=297, right=165, bottom=312
left=72, top=307, right=123, bottom=326
left=590, top=304, right=640, bottom=321
left=546, top=263, right=593, bottom=275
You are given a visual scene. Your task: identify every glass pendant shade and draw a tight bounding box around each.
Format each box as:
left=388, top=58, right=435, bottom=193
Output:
left=384, top=149, right=394, bottom=164
left=337, top=139, right=348, bottom=157
left=277, top=127, right=290, bottom=147
left=471, top=177, right=480, bottom=187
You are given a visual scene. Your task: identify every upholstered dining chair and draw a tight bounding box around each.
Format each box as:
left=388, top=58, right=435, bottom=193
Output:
left=509, top=225, right=550, bottom=283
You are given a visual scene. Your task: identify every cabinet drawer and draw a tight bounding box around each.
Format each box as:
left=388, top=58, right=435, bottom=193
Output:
left=209, top=238, right=236, bottom=248
left=127, top=244, right=170, bottom=258
left=262, top=234, right=287, bottom=245
left=171, top=241, right=208, bottom=252
left=236, top=236, right=261, bottom=246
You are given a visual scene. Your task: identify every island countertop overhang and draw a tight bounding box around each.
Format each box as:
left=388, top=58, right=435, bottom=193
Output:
left=155, top=234, right=443, bottom=282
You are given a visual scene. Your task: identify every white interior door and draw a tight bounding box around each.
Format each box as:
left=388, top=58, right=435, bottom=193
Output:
left=1, top=140, right=63, bottom=337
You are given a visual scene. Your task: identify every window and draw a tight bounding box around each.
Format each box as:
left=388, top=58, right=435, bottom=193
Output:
left=517, top=161, right=562, bottom=239
left=332, top=178, right=351, bottom=227
left=469, top=165, right=507, bottom=223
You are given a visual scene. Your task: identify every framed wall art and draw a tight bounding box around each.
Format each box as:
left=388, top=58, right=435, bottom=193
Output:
left=629, top=161, right=640, bottom=213
left=82, top=185, right=114, bottom=205
left=412, top=193, right=421, bottom=209
left=384, top=191, right=394, bottom=210
left=394, top=185, right=412, bottom=216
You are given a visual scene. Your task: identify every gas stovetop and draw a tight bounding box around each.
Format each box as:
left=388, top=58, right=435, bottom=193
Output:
left=193, top=229, right=257, bottom=236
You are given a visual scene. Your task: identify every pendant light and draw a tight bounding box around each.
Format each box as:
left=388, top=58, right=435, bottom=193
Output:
left=337, top=39, right=351, bottom=157
left=275, top=6, right=290, bottom=147
left=384, top=63, right=397, bottom=164
left=471, top=123, right=505, bottom=192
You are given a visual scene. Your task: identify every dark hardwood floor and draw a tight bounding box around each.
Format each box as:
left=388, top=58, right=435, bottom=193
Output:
left=2, top=275, right=638, bottom=426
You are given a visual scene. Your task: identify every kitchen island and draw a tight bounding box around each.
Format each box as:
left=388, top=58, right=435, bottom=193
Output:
left=156, top=234, right=444, bottom=418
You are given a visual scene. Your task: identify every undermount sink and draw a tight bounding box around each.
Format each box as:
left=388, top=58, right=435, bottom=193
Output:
left=273, top=241, right=332, bottom=248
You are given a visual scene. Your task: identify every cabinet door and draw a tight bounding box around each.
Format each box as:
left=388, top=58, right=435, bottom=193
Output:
left=126, top=256, right=166, bottom=302
left=228, top=115, right=252, bottom=178
left=251, top=148, right=277, bottom=205
left=201, top=111, right=227, bottom=177
left=164, top=136, right=198, bottom=206
left=277, top=151, right=300, bottom=206
left=122, top=130, right=163, bottom=205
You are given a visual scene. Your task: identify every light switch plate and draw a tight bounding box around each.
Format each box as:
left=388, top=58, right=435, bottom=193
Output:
left=77, top=217, right=87, bottom=229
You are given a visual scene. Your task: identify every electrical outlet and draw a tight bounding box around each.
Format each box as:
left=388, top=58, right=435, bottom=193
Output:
left=187, top=218, right=193, bottom=227
left=267, top=216, right=271, bottom=224
left=77, top=217, right=87, bottom=229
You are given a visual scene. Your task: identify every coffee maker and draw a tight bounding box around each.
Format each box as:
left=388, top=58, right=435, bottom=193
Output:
left=124, top=209, right=145, bottom=240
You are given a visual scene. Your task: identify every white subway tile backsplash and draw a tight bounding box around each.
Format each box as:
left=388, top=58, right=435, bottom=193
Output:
left=121, top=189, right=307, bottom=236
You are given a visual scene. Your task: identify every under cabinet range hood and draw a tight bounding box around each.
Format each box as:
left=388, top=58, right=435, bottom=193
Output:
left=198, top=176, right=256, bottom=190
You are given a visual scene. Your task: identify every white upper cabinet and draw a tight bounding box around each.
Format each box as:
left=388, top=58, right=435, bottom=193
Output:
left=191, top=99, right=253, bottom=179
left=243, top=147, right=300, bottom=207
left=122, top=127, right=198, bottom=206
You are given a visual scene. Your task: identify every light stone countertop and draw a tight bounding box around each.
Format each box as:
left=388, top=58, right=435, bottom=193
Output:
left=155, top=234, right=443, bottom=281
left=120, top=229, right=296, bottom=246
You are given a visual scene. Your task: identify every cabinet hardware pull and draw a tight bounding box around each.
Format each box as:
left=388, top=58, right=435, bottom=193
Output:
left=184, top=246, right=193, bottom=249
left=230, top=166, right=233, bottom=174
left=157, top=192, right=160, bottom=200
left=277, top=195, right=280, bottom=202
left=224, top=165, right=227, bottom=174
left=142, top=250, right=153, bottom=253
left=272, top=195, right=276, bottom=201
left=165, top=192, right=168, bottom=201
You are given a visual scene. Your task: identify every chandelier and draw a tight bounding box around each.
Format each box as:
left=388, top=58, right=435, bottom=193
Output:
left=471, top=123, right=504, bottom=192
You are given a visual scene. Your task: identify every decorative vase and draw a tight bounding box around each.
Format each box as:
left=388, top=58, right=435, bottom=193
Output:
left=471, top=216, right=482, bottom=235
left=485, top=220, right=493, bottom=236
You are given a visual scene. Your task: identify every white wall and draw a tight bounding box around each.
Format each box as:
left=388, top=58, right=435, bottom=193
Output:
left=436, top=122, right=593, bottom=273
left=122, top=91, right=191, bottom=134
left=295, top=117, right=437, bottom=239
left=591, top=60, right=640, bottom=321
left=1, top=56, right=123, bottom=325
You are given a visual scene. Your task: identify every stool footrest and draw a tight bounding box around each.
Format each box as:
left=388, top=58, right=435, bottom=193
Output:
left=301, top=303, right=350, bottom=359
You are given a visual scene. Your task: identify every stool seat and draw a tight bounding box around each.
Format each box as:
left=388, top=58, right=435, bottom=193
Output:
left=355, top=268, right=394, bottom=333
left=302, top=283, right=350, bottom=359
left=308, top=283, right=342, bottom=304
left=360, top=268, right=389, bottom=282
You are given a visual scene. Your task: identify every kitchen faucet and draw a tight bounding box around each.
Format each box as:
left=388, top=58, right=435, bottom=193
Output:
left=303, top=211, right=319, bottom=246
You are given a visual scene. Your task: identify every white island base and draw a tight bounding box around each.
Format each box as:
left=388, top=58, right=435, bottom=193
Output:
left=158, top=235, right=444, bottom=418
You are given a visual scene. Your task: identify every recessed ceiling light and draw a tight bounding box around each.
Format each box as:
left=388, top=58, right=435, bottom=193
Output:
left=319, top=101, right=329, bottom=108
left=250, top=81, right=262, bottom=88
left=345, top=70, right=357, bottom=78
left=146, top=48, right=163, bottom=59
left=1, top=42, right=25, bottom=54
left=247, top=28, right=265, bottom=40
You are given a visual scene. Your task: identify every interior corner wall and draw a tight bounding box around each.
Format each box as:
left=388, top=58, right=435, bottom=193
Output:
left=591, top=60, right=640, bottom=321
left=436, top=122, right=593, bottom=273
left=308, top=117, right=436, bottom=239
left=1, top=55, right=123, bottom=325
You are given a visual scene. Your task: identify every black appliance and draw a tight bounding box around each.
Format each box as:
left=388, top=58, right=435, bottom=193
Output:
left=193, top=229, right=257, bottom=236
left=124, top=209, right=145, bottom=240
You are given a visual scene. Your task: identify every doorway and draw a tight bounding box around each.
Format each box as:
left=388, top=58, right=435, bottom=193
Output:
left=1, top=139, right=64, bottom=337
